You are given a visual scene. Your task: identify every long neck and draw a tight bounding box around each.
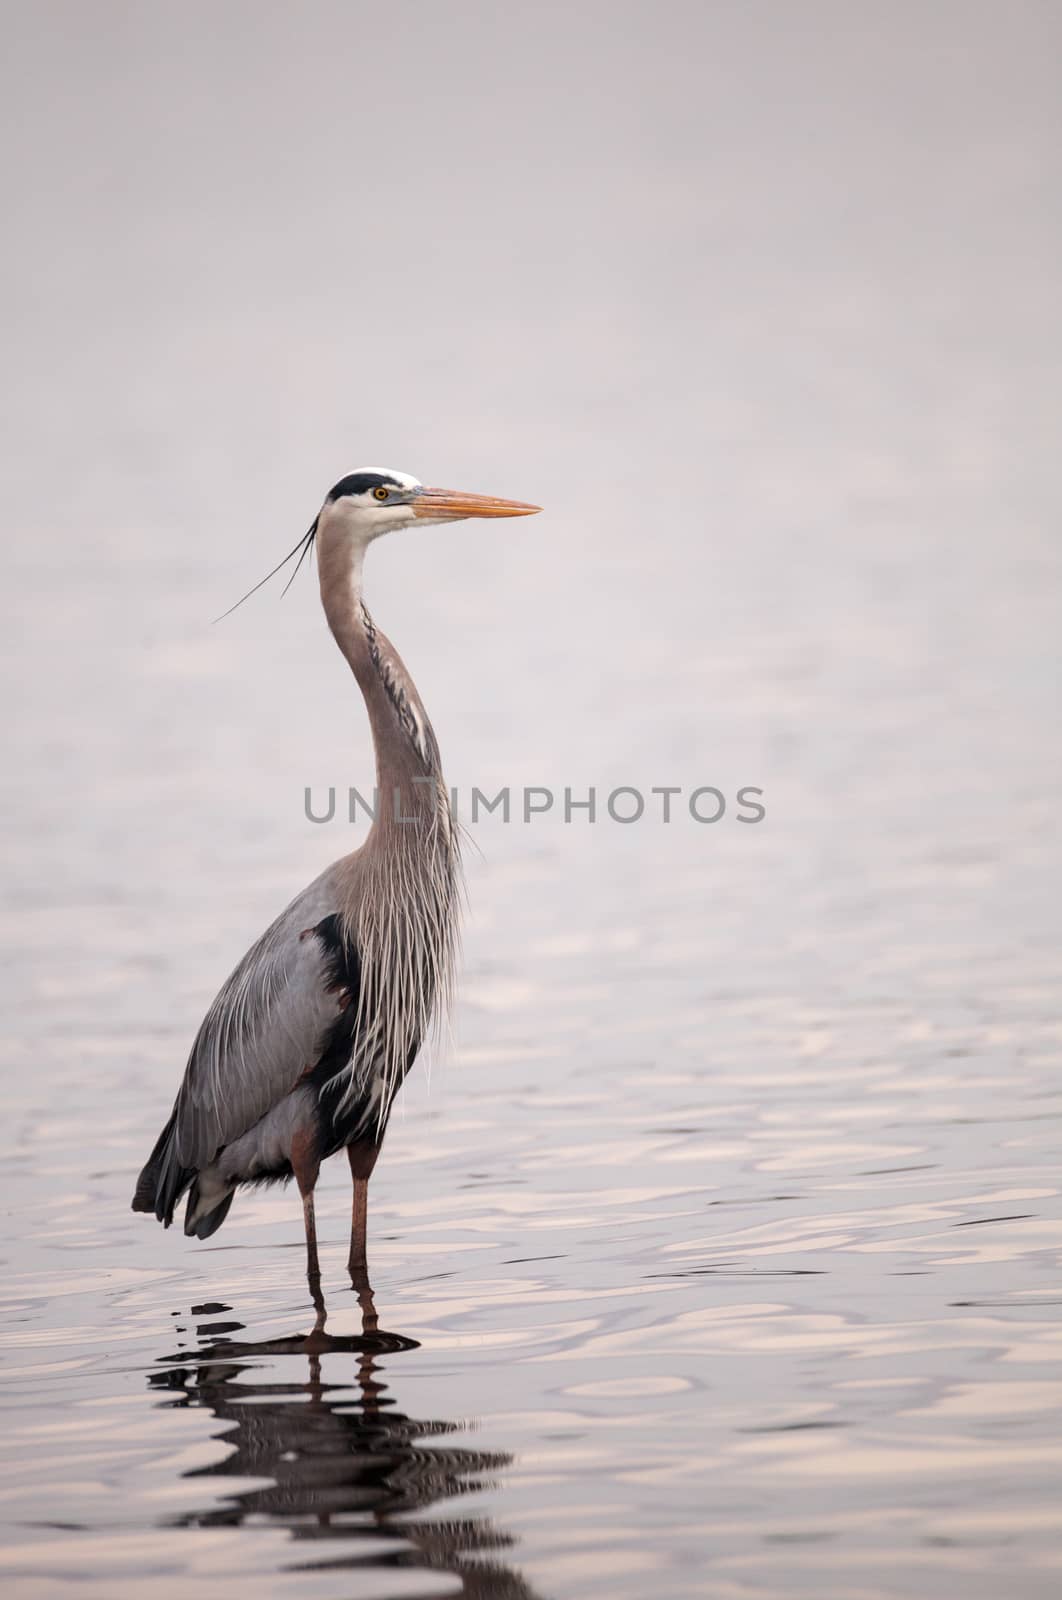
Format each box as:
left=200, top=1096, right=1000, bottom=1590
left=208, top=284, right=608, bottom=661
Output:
left=314, top=518, right=462, bottom=1135
left=316, top=529, right=446, bottom=843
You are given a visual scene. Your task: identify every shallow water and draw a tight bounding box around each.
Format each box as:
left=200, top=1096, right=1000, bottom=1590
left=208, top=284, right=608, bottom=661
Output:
left=3, top=4, right=1062, bottom=1597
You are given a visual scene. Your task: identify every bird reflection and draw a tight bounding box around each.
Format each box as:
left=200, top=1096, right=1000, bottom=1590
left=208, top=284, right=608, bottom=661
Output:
left=149, top=1275, right=541, bottom=1599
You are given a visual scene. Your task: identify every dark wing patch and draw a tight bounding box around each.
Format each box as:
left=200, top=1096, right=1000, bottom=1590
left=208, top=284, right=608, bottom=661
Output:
left=305, top=915, right=368, bottom=1153
left=306, top=913, right=360, bottom=1091
left=308, top=913, right=359, bottom=995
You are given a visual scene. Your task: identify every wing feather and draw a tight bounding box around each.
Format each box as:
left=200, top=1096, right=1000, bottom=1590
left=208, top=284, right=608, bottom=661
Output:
left=170, top=878, right=345, bottom=1172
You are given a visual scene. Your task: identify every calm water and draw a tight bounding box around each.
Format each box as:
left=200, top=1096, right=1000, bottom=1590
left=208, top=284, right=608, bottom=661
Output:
left=2, top=5, right=1061, bottom=1597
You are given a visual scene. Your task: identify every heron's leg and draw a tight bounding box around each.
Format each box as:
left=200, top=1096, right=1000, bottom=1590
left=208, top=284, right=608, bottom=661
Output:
left=291, top=1131, right=323, bottom=1291
left=348, top=1172, right=369, bottom=1281
left=346, top=1142, right=379, bottom=1285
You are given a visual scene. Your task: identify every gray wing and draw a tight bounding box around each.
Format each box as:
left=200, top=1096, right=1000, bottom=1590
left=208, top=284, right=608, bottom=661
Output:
left=169, top=875, right=345, bottom=1175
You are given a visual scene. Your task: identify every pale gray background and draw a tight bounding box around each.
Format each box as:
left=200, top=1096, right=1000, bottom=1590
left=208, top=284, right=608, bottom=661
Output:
left=2, top=4, right=1061, bottom=1598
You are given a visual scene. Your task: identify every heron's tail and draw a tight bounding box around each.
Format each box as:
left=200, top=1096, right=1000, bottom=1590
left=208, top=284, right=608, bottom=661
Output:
left=132, top=1113, right=194, bottom=1227
left=131, top=1153, right=163, bottom=1213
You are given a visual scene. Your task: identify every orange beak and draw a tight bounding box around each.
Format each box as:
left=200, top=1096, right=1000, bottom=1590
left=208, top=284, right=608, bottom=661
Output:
left=413, top=487, right=542, bottom=521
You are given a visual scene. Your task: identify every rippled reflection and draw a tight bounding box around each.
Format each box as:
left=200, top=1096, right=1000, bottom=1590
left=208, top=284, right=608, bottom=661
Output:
left=148, top=1278, right=542, bottom=1599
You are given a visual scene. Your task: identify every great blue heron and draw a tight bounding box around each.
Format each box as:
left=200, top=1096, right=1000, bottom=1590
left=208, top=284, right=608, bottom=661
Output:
left=132, top=468, right=540, bottom=1288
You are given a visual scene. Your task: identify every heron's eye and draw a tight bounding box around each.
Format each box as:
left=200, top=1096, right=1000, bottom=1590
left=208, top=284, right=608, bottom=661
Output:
left=373, top=486, right=390, bottom=502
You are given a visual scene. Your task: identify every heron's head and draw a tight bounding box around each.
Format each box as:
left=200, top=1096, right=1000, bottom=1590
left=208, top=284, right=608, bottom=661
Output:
left=320, top=468, right=540, bottom=544
left=216, top=468, right=541, bottom=621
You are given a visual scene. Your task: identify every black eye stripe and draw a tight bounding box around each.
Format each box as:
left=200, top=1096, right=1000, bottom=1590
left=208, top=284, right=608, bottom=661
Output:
left=327, top=472, right=405, bottom=502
